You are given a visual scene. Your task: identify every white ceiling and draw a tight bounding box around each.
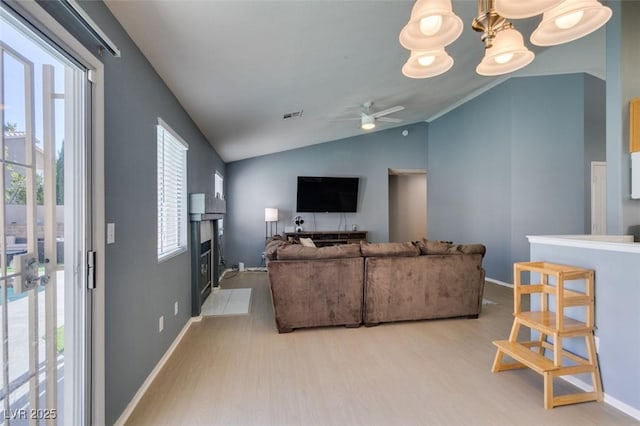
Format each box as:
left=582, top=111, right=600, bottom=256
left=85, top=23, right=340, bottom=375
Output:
left=104, top=1, right=606, bottom=163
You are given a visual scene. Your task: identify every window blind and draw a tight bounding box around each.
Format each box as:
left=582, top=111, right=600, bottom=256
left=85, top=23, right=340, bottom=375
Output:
left=157, top=119, right=188, bottom=260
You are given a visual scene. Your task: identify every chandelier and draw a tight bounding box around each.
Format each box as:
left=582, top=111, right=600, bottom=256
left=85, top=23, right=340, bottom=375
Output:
left=399, top=0, right=612, bottom=78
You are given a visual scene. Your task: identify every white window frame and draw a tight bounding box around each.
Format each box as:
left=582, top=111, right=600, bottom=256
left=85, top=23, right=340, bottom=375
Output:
left=157, top=118, right=188, bottom=261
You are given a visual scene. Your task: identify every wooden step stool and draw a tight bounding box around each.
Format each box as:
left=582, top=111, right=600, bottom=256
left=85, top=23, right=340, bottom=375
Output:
left=492, top=261, right=603, bottom=409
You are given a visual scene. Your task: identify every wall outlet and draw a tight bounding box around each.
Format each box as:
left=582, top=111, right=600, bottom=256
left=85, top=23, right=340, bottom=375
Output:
left=174, top=301, right=179, bottom=316
left=159, top=316, right=164, bottom=333
left=594, top=336, right=600, bottom=353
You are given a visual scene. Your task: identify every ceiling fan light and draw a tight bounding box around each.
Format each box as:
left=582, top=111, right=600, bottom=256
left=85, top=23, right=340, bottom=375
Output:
left=530, top=0, right=612, bottom=46
left=361, top=115, right=376, bottom=130
left=476, top=28, right=534, bottom=76
left=399, top=0, right=463, bottom=50
left=494, top=0, right=564, bottom=19
left=402, top=48, right=453, bottom=79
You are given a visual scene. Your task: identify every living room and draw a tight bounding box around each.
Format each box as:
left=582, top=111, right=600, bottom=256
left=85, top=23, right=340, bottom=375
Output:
left=2, top=1, right=639, bottom=425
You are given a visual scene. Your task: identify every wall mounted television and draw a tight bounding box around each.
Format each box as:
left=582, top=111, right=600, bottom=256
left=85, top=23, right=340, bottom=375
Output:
left=296, top=176, right=359, bottom=213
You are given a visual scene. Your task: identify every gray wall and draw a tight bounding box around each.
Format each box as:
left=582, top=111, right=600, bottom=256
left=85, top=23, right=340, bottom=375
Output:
left=428, top=82, right=513, bottom=282
left=606, top=1, right=640, bottom=238
left=75, top=2, right=225, bottom=424
left=225, top=123, right=428, bottom=266
left=428, top=74, right=605, bottom=283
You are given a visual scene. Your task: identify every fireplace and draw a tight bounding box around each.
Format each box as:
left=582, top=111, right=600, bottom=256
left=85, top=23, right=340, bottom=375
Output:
left=189, top=193, right=225, bottom=316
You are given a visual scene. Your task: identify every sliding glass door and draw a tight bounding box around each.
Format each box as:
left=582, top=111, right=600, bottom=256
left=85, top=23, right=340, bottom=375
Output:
left=0, top=7, right=93, bottom=424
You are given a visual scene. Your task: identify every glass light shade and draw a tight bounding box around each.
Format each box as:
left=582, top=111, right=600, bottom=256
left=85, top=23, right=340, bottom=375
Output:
left=494, top=0, right=564, bottom=19
left=476, top=28, right=535, bottom=76
left=361, top=115, right=376, bottom=130
left=265, top=208, right=278, bottom=222
left=530, top=0, right=612, bottom=46
left=402, top=48, right=453, bottom=79
left=399, top=0, right=463, bottom=51
left=419, top=15, right=443, bottom=36
left=555, top=10, right=584, bottom=29
left=417, top=54, right=436, bottom=67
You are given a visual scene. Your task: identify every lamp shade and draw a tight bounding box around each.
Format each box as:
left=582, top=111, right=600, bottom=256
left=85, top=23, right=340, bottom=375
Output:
left=402, top=48, right=454, bottom=79
left=476, top=28, right=535, bottom=76
left=494, top=0, right=564, bottom=19
left=265, top=208, right=278, bottom=222
left=399, top=0, right=463, bottom=51
left=530, top=0, right=612, bottom=46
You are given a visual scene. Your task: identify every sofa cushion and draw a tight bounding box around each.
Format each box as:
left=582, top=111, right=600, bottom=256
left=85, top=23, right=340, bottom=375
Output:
left=418, top=239, right=453, bottom=255
left=418, top=239, right=486, bottom=257
left=360, top=241, right=420, bottom=258
left=459, top=243, right=486, bottom=257
left=264, top=237, right=290, bottom=260
left=276, top=243, right=361, bottom=260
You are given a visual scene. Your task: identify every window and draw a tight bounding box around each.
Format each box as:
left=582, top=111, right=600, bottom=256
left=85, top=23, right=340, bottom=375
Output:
left=214, top=171, right=224, bottom=199
left=157, top=118, right=188, bottom=261
left=214, top=171, right=224, bottom=235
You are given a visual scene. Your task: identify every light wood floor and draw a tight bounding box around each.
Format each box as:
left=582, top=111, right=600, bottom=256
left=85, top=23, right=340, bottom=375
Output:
left=125, top=272, right=639, bottom=426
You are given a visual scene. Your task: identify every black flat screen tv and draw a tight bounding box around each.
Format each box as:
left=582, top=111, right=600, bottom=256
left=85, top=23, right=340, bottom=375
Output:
left=296, top=176, right=359, bottom=213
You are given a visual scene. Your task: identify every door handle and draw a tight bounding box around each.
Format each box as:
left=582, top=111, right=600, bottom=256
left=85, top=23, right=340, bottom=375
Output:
left=13, top=254, right=50, bottom=293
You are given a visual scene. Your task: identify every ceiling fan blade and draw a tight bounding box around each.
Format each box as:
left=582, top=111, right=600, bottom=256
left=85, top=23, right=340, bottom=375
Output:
left=377, top=117, right=403, bottom=123
left=371, top=105, right=405, bottom=118
left=331, top=117, right=360, bottom=122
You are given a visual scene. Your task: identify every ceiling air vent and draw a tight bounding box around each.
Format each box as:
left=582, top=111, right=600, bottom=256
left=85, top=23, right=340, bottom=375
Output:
left=282, top=110, right=304, bottom=120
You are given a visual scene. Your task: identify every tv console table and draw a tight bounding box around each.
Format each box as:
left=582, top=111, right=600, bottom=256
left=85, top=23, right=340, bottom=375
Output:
left=284, top=230, right=368, bottom=247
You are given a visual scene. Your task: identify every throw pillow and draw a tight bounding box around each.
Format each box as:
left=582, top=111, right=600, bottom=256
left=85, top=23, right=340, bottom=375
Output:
left=299, top=237, right=316, bottom=247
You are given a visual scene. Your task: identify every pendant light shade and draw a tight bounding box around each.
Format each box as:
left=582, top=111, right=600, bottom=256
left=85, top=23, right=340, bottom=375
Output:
left=399, top=0, right=463, bottom=51
left=402, top=48, right=454, bottom=79
left=476, top=28, right=534, bottom=76
left=398, top=0, right=613, bottom=80
left=494, top=0, right=564, bottom=19
left=530, top=0, right=612, bottom=46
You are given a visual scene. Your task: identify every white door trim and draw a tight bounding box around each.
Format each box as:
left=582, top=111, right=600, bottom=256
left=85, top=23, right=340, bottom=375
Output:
left=590, top=161, right=607, bottom=235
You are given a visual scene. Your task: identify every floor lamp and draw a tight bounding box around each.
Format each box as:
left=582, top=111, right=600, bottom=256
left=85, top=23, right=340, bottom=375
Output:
left=265, top=208, right=278, bottom=239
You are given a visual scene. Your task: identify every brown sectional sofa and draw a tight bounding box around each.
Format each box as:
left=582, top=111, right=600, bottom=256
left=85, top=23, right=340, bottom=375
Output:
left=265, top=237, right=486, bottom=333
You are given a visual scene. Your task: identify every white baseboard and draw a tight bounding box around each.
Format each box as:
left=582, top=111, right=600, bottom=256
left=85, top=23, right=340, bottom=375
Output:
left=114, top=318, right=197, bottom=425
left=486, top=277, right=514, bottom=288
left=560, top=376, right=640, bottom=421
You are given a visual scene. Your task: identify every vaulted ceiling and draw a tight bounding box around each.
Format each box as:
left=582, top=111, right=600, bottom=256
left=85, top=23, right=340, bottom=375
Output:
left=104, top=1, right=606, bottom=162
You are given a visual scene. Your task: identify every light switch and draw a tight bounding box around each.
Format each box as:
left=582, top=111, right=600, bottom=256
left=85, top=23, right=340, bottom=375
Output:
left=107, top=223, right=115, bottom=244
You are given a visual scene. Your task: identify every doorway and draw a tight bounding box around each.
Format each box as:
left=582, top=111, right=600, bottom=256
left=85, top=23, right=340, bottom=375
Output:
left=388, top=169, right=427, bottom=242
left=1, top=8, right=95, bottom=424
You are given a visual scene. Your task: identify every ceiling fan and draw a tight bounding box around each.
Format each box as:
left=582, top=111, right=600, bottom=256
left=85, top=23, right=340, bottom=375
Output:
left=339, top=102, right=405, bottom=130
